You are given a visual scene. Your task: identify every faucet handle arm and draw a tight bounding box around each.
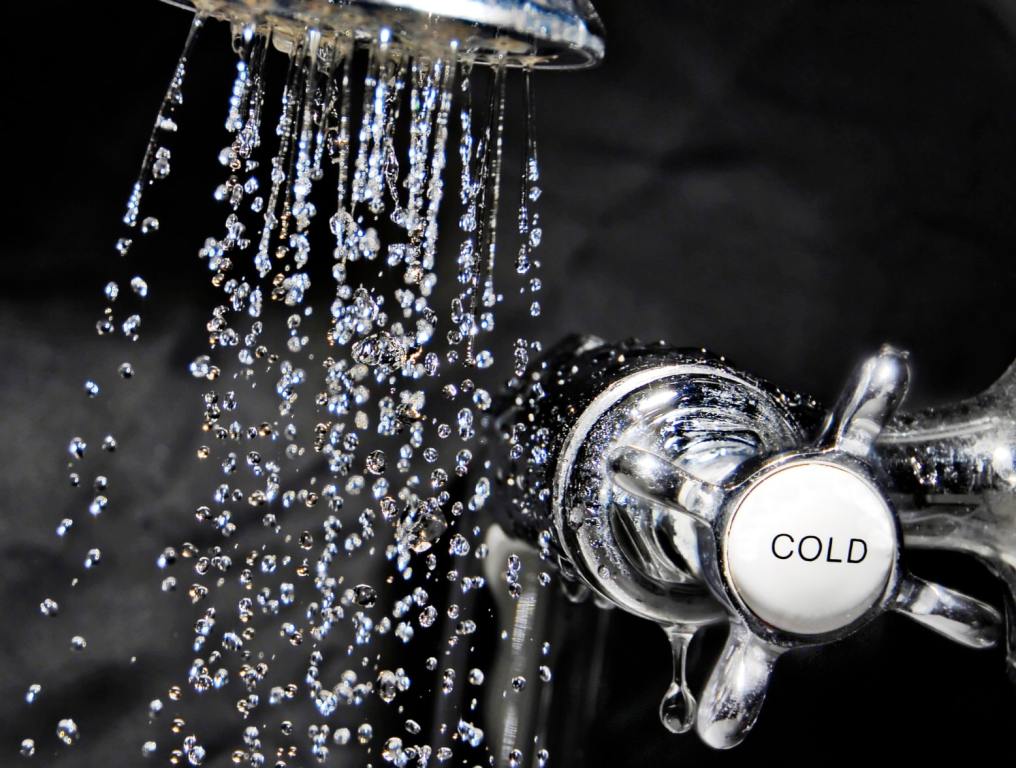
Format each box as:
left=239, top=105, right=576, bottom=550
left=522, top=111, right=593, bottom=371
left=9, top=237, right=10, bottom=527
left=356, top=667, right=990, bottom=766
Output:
left=695, top=622, right=782, bottom=750
left=819, top=345, right=911, bottom=458
left=608, top=446, right=726, bottom=527
left=891, top=574, right=1001, bottom=650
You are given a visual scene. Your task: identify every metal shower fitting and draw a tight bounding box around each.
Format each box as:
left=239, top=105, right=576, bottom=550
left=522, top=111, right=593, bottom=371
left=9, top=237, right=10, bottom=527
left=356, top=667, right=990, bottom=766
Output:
left=495, top=336, right=1012, bottom=749
left=161, top=0, right=605, bottom=68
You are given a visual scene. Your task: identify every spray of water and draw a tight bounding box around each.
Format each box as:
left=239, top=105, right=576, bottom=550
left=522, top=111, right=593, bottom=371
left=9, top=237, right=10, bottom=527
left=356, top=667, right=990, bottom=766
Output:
left=21, top=12, right=556, bottom=766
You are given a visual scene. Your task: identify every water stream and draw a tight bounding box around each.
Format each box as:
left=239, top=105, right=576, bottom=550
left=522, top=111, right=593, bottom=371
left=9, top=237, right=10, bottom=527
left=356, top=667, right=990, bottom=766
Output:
left=21, top=14, right=554, bottom=766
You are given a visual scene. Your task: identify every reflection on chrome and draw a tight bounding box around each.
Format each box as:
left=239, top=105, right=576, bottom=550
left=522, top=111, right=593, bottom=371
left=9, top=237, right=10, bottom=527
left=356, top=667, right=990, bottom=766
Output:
left=495, top=336, right=1012, bottom=748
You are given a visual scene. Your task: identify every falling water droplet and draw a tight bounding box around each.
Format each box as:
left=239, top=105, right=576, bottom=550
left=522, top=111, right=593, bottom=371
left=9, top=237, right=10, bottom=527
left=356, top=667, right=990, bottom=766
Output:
left=365, top=450, right=386, bottom=475
left=353, top=584, right=378, bottom=607
left=68, top=437, right=86, bottom=460
left=55, top=718, right=79, bottom=745
left=84, top=549, right=102, bottom=569
left=189, top=356, right=211, bottom=378
left=20, top=19, right=564, bottom=765
left=659, top=626, right=697, bottom=734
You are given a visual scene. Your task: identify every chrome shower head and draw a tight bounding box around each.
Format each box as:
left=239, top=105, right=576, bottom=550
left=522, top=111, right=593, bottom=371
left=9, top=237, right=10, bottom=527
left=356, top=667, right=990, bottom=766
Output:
left=163, top=0, right=605, bottom=68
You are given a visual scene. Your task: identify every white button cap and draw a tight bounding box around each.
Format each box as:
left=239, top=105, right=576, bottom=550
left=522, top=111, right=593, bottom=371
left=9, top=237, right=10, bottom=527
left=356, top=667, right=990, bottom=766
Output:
left=725, top=462, right=896, bottom=635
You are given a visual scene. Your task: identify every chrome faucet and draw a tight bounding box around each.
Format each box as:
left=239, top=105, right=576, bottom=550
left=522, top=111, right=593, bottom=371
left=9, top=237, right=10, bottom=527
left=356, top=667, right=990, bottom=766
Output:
left=494, top=335, right=1012, bottom=748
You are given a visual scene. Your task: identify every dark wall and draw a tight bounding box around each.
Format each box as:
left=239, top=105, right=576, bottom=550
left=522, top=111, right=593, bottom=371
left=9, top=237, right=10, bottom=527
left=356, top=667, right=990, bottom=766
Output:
left=2, top=1, right=1015, bottom=765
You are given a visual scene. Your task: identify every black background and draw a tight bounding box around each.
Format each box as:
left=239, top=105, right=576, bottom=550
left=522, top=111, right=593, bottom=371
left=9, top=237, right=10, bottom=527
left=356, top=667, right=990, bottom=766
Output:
left=3, top=0, right=1016, bottom=765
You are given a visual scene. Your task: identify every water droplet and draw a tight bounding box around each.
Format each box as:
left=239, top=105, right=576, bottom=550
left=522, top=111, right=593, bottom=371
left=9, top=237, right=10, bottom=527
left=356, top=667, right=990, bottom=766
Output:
left=659, top=627, right=697, bottom=734
left=55, top=718, right=79, bottom=745
left=121, top=314, right=141, bottom=338
left=365, top=450, right=386, bottom=475
left=401, top=510, right=448, bottom=553
left=377, top=670, right=399, bottom=703
left=68, top=437, right=86, bottom=460
left=189, top=356, right=211, bottom=378
left=456, top=719, right=484, bottom=748
left=84, top=549, right=102, bottom=569
left=152, top=146, right=172, bottom=179
left=352, top=584, right=378, bottom=607
left=448, top=534, right=470, bottom=557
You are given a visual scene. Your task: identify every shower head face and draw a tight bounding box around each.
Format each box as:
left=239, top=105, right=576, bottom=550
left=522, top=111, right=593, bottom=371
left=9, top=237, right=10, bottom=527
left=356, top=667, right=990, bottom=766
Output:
left=169, top=0, right=605, bottom=69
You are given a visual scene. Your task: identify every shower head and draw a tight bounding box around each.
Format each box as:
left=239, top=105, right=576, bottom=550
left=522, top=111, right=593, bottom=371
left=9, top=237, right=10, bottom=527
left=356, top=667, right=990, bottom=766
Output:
left=163, top=0, right=605, bottom=69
